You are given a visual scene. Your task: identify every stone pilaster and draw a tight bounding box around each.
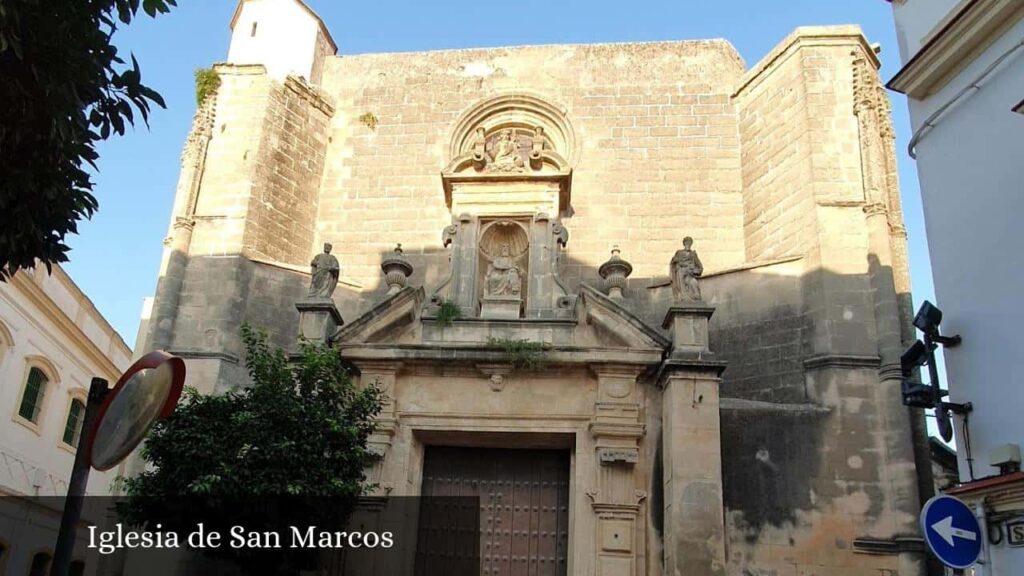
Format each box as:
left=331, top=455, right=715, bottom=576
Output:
left=658, top=305, right=727, bottom=576
left=352, top=361, right=401, bottom=497
left=588, top=365, right=646, bottom=576
left=448, top=213, right=480, bottom=316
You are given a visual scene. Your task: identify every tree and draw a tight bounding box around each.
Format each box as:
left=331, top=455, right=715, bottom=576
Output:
left=120, top=326, right=384, bottom=574
left=0, top=0, right=176, bottom=280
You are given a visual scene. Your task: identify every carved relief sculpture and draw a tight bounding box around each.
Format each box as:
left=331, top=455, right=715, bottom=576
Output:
left=487, top=129, right=526, bottom=173
left=471, top=127, right=490, bottom=170
left=308, top=242, right=340, bottom=299
left=485, top=243, right=522, bottom=297
left=670, top=236, right=703, bottom=302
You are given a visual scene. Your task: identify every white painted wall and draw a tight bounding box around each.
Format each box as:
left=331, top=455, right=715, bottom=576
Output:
left=0, top=266, right=131, bottom=575
left=892, top=4, right=1024, bottom=573
left=890, top=0, right=967, bottom=61
left=227, top=0, right=326, bottom=83
left=0, top=266, right=131, bottom=499
left=903, top=17, right=1024, bottom=482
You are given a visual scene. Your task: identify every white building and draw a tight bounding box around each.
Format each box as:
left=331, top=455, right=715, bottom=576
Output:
left=0, top=265, right=132, bottom=576
left=886, top=0, right=1024, bottom=573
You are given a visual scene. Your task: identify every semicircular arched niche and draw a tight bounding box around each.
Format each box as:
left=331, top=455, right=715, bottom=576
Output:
left=441, top=93, right=576, bottom=215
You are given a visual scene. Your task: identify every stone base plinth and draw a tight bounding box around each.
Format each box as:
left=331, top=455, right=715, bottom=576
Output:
left=296, top=298, right=344, bottom=343
left=662, top=304, right=715, bottom=357
left=480, top=295, right=521, bottom=319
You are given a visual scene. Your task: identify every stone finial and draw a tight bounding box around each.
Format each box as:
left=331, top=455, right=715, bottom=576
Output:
left=381, top=243, right=413, bottom=295
left=598, top=245, right=633, bottom=300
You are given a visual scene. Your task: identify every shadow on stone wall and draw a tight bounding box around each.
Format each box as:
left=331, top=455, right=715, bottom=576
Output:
left=152, top=245, right=924, bottom=567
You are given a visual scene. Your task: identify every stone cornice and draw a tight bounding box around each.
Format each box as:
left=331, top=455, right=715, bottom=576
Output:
left=887, top=0, right=1024, bottom=98
left=802, top=354, right=881, bottom=370
left=168, top=349, right=240, bottom=364
left=283, top=75, right=335, bottom=116
left=646, top=255, right=804, bottom=289
left=337, top=343, right=663, bottom=367
left=6, top=268, right=129, bottom=381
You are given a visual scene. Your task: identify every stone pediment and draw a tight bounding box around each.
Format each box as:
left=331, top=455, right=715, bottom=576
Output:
left=576, top=283, right=671, bottom=350
left=334, top=283, right=668, bottom=366
left=332, top=286, right=423, bottom=344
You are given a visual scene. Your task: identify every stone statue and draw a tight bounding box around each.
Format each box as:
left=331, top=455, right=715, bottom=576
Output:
left=485, top=243, right=522, bottom=297
left=308, top=242, right=340, bottom=299
left=670, top=236, right=703, bottom=302
left=488, top=129, right=525, bottom=172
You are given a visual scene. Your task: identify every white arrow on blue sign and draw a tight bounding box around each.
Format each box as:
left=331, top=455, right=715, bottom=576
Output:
left=921, top=494, right=983, bottom=569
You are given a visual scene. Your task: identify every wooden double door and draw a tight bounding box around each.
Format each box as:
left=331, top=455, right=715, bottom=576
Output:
left=416, top=446, right=570, bottom=576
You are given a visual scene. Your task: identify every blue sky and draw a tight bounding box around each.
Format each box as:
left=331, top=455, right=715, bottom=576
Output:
left=68, top=0, right=935, bottom=349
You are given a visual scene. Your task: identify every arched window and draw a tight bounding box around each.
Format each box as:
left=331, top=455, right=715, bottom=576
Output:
left=17, top=367, right=49, bottom=424
left=69, top=559, right=85, bottom=576
left=27, top=551, right=51, bottom=576
left=62, top=397, right=86, bottom=448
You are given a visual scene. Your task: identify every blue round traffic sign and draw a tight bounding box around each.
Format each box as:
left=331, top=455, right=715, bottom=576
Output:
left=921, top=494, right=982, bottom=569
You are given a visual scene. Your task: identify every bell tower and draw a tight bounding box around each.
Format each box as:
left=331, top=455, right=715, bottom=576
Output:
left=227, top=0, right=337, bottom=85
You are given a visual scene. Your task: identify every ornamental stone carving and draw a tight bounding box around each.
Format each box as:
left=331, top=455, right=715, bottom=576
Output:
left=381, top=243, right=413, bottom=295
left=599, top=246, right=633, bottom=300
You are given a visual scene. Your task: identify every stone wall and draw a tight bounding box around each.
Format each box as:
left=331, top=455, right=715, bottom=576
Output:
left=315, top=40, right=748, bottom=307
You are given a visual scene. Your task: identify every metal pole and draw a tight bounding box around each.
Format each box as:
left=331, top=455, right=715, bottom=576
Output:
left=50, top=377, right=109, bottom=576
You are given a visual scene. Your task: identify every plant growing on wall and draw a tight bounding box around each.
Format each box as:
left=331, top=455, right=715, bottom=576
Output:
left=487, top=337, right=550, bottom=371
left=357, top=112, right=378, bottom=130
left=194, top=67, right=221, bottom=106
left=119, top=324, right=384, bottom=574
left=437, top=300, right=461, bottom=327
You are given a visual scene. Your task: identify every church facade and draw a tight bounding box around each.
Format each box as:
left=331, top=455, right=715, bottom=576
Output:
left=143, top=1, right=932, bottom=574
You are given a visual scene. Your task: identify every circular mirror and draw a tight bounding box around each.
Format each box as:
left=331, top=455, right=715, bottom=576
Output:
left=90, top=353, right=183, bottom=471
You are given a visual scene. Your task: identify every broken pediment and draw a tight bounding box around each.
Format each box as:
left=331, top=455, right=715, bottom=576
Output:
left=576, top=283, right=671, bottom=351
left=335, top=281, right=667, bottom=367
left=332, top=286, right=423, bottom=345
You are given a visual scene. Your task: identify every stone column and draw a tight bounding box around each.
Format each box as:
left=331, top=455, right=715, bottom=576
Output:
left=658, top=305, right=727, bottom=576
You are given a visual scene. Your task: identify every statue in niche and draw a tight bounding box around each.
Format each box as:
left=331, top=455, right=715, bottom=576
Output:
left=670, top=236, right=703, bottom=302
left=487, top=129, right=526, bottom=173
left=308, top=242, right=340, bottom=299
left=485, top=243, right=522, bottom=297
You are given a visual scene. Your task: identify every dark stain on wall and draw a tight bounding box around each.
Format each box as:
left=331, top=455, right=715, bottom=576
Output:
left=720, top=401, right=828, bottom=533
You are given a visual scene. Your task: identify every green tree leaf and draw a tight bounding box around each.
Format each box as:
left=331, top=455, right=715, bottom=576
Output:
left=119, top=325, right=384, bottom=573
left=0, top=0, right=173, bottom=280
